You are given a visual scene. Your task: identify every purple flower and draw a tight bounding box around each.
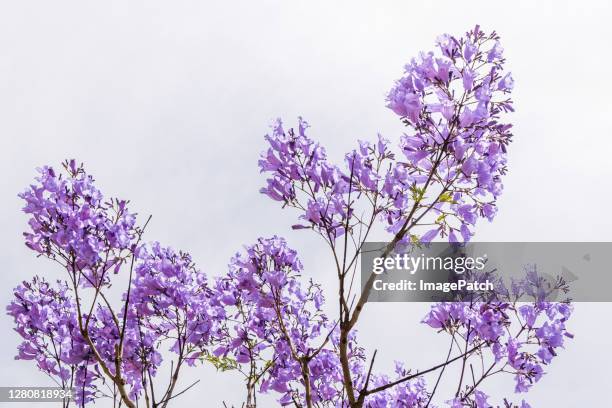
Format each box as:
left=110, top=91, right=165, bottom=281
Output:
left=11, top=161, right=218, bottom=406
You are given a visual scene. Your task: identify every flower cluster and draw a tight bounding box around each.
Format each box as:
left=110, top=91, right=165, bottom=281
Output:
left=422, top=268, right=573, bottom=406
left=7, top=277, right=100, bottom=404
left=385, top=25, right=514, bottom=241
left=10, top=161, right=216, bottom=407
left=85, top=304, right=161, bottom=399
left=211, top=237, right=337, bottom=405
left=259, top=119, right=349, bottom=239
left=367, top=380, right=429, bottom=408
left=259, top=26, right=514, bottom=245
left=130, top=243, right=215, bottom=360
left=212, top=237, right=433, bottom=407
left=19, top=160, right=138, bottom=287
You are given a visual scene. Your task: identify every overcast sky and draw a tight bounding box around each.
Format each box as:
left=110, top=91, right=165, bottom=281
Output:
left=0, top=1, right=611, bottom=407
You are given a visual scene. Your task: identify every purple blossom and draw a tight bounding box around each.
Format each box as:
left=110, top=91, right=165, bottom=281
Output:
left=260, top=26, right=514, bottom=245
left=211, top=237, right=341, bottom=405
left=422, top=271, right=573, bottom=399
left=7, top=277, right=100, bottom=405
left=10, top=161, right=217, bottom=407
left=9, top=24, right=575, bottom=408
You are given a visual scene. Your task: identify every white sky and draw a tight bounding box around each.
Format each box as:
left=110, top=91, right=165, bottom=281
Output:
left=0, top=1, right=611, bottom=407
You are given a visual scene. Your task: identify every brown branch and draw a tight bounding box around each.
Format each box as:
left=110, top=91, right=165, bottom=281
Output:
left=363, top=342, right=484, bottom=397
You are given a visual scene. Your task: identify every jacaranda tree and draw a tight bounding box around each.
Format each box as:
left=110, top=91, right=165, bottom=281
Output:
left=8, top=26, right=573, bottom=408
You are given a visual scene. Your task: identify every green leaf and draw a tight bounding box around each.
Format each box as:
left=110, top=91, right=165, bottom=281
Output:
left=410, top=186, right=426, bottom=202
left=202, top=353, right=239, bottom=372
left=439, top=192, right=453, bottom=203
